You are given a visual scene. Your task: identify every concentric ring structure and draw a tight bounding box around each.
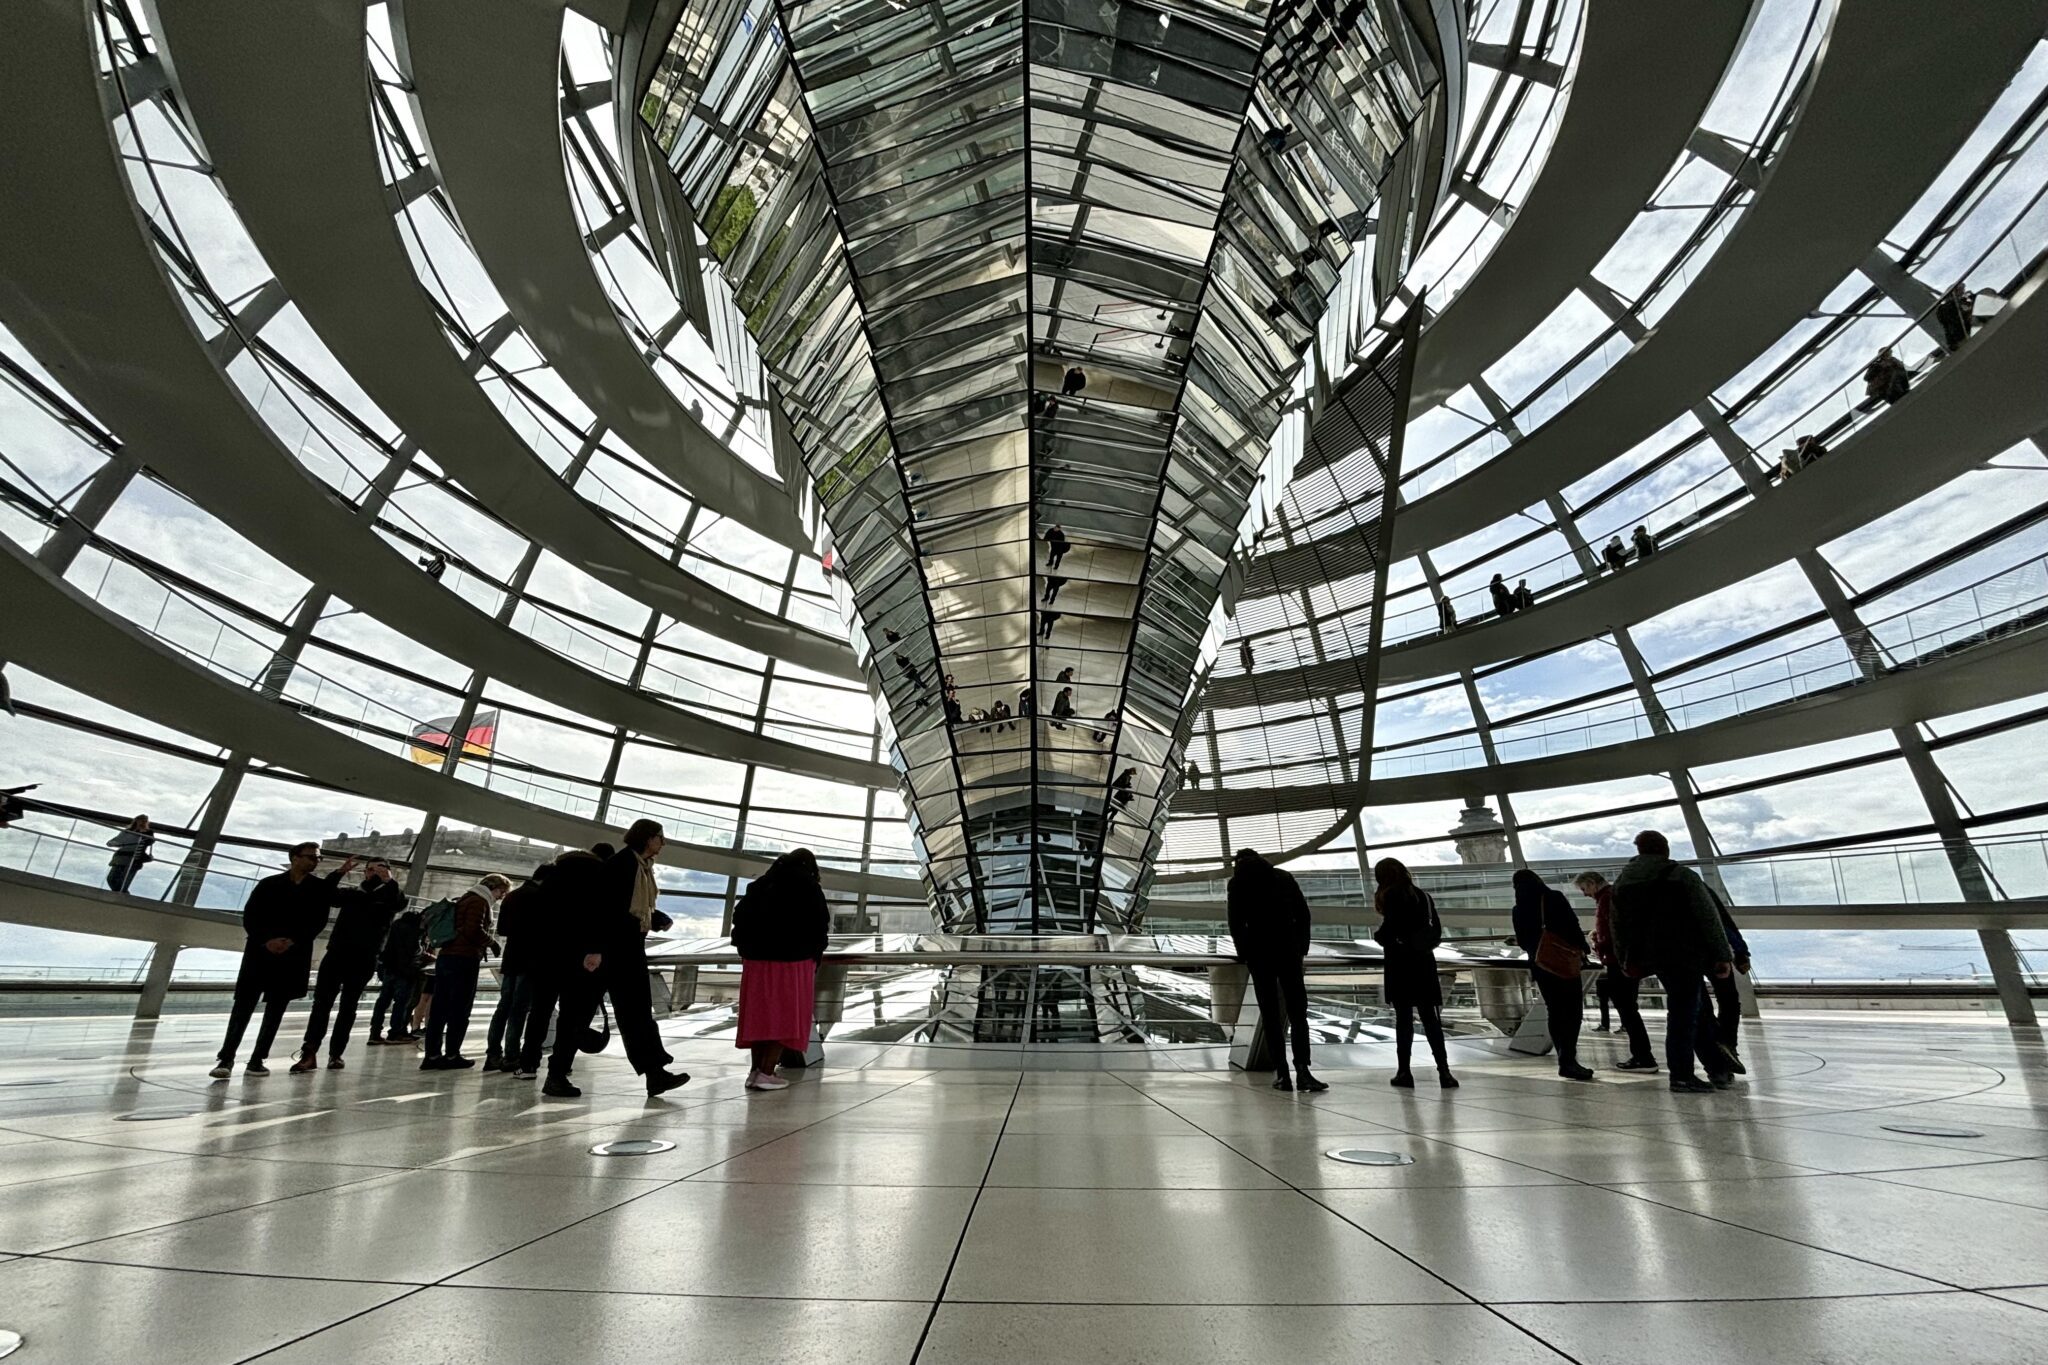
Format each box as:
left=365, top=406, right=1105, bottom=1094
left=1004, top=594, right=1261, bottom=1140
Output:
left=638, top=0, right=1460, bottom=933
left=3, top=0, right=2047, bottom=1031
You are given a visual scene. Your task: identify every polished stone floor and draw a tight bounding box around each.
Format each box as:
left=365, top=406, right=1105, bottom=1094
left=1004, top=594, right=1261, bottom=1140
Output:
left=0, top=1010, right=2045, bottom=1363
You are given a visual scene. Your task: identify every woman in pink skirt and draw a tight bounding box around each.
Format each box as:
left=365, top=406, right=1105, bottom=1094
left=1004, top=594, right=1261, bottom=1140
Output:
left=732, top=848, right=830, bottom=1091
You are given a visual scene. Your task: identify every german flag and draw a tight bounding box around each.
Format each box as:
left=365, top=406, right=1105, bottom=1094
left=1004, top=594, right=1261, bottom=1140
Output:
left=408, top=710, right=499, bottom=766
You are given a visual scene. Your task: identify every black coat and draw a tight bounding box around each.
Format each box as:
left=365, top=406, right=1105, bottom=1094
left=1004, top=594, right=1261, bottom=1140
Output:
left=1373, top=885, right=1442, bottom=1007
left=1227, top=863, right=1311, bottom=965
left=593, top=847, right=655, bottom=965
left=493, top=876, right=548, bottom=976
left=1512, top=885, right=1588, bottom=976
left=731, top=868, right=829, bottom=962
left=320, top=876, right=406, bottom=976
left=378, top=909, right=426, bottom=978
left=234, top=868, right=345, bottom=998
left=519, top=848, right=611, bottom=974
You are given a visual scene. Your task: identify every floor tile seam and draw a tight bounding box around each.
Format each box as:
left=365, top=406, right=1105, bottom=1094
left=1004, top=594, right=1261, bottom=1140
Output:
left=137, top=1115, right=591, bottom=1164
left=1352, top=1124, right=1643, bottom=1188
left=30, top=1248, right=440, bottom=1288
left=397, top=1071, right=951, bottom=1292
left=907, top=1076, right=1025, bottom=1365
left=1846, top=1161, right=2048, bottom=1203
left=1096, top=1064, right=1570, bottom=1356
left=0, top=1150, right=193, bottom=1191
left=1545, top=1120, right=1852, bottom=1178
left=1277, top=1113, right=2015, bottom=1293
left=928, top=1296, right=1534, bottom=1308
left=1568, top=1116, right=2010, bottom=1172
left=44, top=1072, right=936, bottom=1288
left=287, top=1280, right=944, bottom=1303
left=1755, top=1118, right=2045, bottom=1160
left=1593, top=1179, right=1978, bottom=1293
left=231, top=1285, right=432, bottom=1365
left=27, top=1161, right=625, bottom=1261
left=1484, top=1286, right=1979, bottom=1306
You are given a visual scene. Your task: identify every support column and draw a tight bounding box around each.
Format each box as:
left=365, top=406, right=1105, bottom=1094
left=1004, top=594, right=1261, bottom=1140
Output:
left=133, top=942, right=180, bottom=1022
left=166, top=751, right=250, bottom=906
left=1415, top=544, right=1526, bottom=865
left=36, top=455, right=140, bottom=575
left=1898, top=725, right=2036, bottom=1025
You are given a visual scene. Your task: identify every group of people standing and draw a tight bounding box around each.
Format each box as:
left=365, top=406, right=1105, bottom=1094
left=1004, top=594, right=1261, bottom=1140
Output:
left=1517, top=829, right=1751, bottom=1092
left=208, top=824, right=832, bottom=1097
left=1230, top=830, right=1753, bottom=1096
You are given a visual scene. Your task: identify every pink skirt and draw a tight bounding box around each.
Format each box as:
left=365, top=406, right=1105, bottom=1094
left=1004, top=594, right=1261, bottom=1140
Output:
left=736, top=957, right=816, bottom=1049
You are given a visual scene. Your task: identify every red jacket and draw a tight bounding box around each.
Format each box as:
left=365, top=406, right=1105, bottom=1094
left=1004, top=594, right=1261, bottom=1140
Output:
left=1590, top=885, right=1616, bottom=964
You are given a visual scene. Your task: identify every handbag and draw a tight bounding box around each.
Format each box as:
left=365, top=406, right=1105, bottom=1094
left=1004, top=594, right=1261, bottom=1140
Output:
left=1534, top=929, right=1584, bottom=978
left=577, top=998, right=611, bottom=1054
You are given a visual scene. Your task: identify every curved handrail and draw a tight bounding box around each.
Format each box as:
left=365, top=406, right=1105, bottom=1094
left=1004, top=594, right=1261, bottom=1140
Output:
left=56, top=541, right=893, bottom=862
left=107, top=38, right=875, bottom=754
left=1237, top=151, right=2048, bottom=650
left=1205, top=549, right=2048, bottom=781
left=1153, top=832, right=2048, bottom=907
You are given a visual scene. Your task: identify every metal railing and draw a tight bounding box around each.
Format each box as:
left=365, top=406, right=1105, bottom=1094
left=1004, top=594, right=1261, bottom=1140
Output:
left=1202, top=549, right=2048, bottom=784
left=1153, top=833, right=2048, bottom=909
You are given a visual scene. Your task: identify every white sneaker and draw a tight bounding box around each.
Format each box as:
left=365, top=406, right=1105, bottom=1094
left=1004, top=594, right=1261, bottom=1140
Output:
left=750, top=1071, right=789, bottom=1091
left=208, top=1063, right=232, bottom=1079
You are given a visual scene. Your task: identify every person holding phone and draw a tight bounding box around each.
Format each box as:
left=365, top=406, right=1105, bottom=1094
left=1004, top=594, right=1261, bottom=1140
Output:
left=210, top=842, right=354, bottom=1078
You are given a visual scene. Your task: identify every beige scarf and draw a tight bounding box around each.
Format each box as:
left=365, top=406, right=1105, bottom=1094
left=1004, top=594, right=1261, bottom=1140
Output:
left=630, top=855, right=658, bottom=935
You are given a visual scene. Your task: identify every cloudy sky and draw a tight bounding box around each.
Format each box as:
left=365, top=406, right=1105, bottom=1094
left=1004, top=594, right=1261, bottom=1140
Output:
left=3, top=1, right=2044, bottom=989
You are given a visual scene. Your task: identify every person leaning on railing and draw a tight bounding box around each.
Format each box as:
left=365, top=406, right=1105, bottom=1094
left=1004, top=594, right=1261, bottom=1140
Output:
left=104, top=814, right=153, bottom=893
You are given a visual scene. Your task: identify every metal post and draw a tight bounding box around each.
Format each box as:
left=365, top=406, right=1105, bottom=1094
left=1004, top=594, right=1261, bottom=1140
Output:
left=134, top=942, right=179, bottom=1021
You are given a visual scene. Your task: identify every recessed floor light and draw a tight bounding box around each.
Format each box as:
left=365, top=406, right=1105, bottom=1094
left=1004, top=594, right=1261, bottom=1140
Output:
left=117, top=1110, right=202, bottom=1122
left=1880, top=1124, right=1983, bottom=1138
left=590, top=1139, right=676, bottom=1156
left=1325, top=1148, right=1415, bottom=1166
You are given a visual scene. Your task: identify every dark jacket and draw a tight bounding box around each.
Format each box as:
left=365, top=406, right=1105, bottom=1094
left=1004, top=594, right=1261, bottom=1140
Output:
left=321, top=876, right=406, bottom=974
left=1712, top=888, right=1750, bottom=966
left=378, top=908, right=426, bottom=978
left=593, top=847, right=654, bottom=964
left=234, top=868, right=345, bottom=997
left=732, top=865, right=830, bottom=962
left=494, top=876, right=547, bottom=975
left=1611, top=854, right=1732, bottom=973
left=1372, top=884, right=1442, bottom=1006
left=1227, top=860, right=1311, bottom=965
left=1512, top=884, right=1588, bottom=973
left=542, top=849, right=613, bottom=968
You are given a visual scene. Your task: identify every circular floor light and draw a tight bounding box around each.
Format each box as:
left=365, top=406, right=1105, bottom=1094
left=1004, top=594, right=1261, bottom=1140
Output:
left=589, top=1138, right=676, bottom=1157
left=0, top=1079, right=60, bottom=1088
left=1879, top=1123, right=1983, bottom=1139
left=1325, top=1148, right=1415, bottom=1166
left=117, top=1109, right=202, bottom=1122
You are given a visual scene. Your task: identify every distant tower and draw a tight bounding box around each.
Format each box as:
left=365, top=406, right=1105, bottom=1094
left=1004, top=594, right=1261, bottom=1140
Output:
left=1449, top=801, right=1509, bottom=865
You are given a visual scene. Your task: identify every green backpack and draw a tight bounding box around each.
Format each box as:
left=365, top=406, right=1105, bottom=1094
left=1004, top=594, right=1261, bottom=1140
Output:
left=420, top=896, right=460, bottom=948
